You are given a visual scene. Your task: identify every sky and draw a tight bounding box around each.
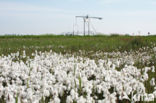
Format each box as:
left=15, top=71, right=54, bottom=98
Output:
left=0, top=0, right=156, bottom=35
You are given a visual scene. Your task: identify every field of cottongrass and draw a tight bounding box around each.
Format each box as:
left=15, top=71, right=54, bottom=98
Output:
left=0, top=35, right=156, bottom=103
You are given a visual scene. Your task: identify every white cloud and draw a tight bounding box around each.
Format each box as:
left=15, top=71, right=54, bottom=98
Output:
left=0, top=1, right=83, bottom=16
left=0, top=1, right=76, bottom=34
left=0, top=2, right=64, bottom=13
left=0, top=0, right=156, bottom=35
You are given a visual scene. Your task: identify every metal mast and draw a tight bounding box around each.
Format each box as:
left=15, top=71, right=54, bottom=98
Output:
left=76, top=15, right=102, bottom=36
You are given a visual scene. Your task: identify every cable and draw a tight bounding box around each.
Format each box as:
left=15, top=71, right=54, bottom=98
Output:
left=90, top=21, right=97, bottom=35
left=75, top=18, right=80, bottom=35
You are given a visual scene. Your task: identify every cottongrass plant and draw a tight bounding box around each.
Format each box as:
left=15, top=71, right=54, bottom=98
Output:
left=0, top=49, right=156, bottom=103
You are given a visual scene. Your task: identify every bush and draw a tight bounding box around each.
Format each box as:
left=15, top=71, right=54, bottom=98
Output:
left=129, top=37, right=145, bottom=49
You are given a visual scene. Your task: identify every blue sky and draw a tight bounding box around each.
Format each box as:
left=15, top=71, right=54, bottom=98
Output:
left=0, top=0, right=156, bottom=35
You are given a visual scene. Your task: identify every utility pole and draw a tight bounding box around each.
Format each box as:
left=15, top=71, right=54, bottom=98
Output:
left=76, top=15, right=102, bottom=36
left=88, top=18, right=90, bottom=35
left=84, top=18, right=86, bottom=35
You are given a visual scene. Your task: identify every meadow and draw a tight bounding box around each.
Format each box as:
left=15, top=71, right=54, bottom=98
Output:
left=0, top=34, right=156, bottom=103
left=1, top=34, right=156, bottom=56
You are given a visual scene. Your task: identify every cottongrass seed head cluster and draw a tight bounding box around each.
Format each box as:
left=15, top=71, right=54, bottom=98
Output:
left=0, top=48, right=156, bottom=103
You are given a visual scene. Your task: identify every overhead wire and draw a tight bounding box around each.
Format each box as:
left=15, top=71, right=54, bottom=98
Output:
left=90, top=20, right=97, bottom=35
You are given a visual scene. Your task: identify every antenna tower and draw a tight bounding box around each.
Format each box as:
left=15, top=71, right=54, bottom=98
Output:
left=75, top=15, right=102, bottom=36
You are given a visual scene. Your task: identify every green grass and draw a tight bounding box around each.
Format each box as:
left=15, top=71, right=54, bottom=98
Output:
left=0, top=34, right=156, bottom=56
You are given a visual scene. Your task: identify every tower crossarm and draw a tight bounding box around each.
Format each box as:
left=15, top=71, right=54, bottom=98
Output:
left=75, top=15, right=102, bottom=36
left=76, top=16, right=86, bottom=18
left=89, top=17, right=102, bottom=20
